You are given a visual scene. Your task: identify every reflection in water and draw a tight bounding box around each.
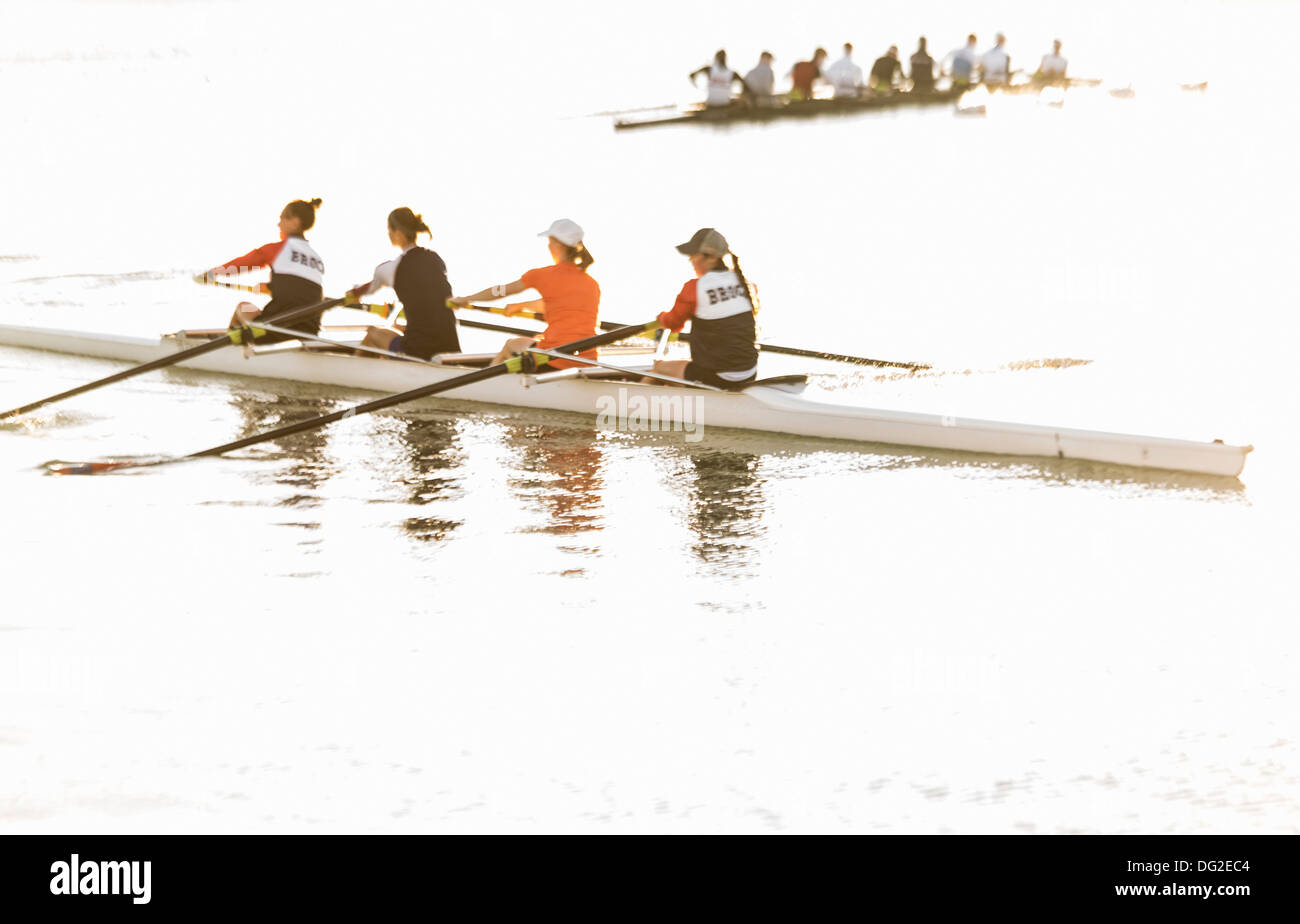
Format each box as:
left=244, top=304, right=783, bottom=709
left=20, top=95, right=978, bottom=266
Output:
left=680, top=450, right=766, bottom=576
left=226, top=390, right=337, bottom=502
left=505, top=423, right=605, bottom=545
left=394, top=415, right=464, bottom=543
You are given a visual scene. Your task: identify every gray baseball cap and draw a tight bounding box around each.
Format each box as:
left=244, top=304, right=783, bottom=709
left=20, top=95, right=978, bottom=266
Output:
left=676, top=228, right=729, bottom=257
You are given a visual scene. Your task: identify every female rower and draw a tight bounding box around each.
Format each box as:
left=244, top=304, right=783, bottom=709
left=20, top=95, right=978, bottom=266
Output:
left=690, top=49, right=744, bottom=108
left=206, top=198, right=326, bottom=339
left=448, top=219, right=599, bottom=370
left=651, top=228, right=758, bottom=388
left=346, top=207, right=459, bottom=360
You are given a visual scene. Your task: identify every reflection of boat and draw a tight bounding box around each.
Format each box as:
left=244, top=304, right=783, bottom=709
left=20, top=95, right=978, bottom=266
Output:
left=614, top=88, right=966, bottom=130
left=0, top=324, right=1251, bottom=477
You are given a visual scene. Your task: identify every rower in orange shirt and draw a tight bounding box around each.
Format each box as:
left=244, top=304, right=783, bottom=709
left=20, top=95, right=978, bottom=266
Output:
left=449, top=219, right=600, bottom=370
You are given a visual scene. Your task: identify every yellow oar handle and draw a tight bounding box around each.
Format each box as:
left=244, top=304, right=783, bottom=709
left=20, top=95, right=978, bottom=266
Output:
left=192, top=275, right=401, bottom=319
left=193, top=273, right=269, bottom=295
left=447, top=299, right=544, bottom=322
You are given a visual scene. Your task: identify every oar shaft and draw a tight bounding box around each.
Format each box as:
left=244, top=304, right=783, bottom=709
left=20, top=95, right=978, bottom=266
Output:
left=455, top=302, right=668, bottom=342
left=189, top=362, right=512, bottom=458
left=756, top=344, right=929, bottom=370
left=0, top=296, right=345, bottom=420
left=1, top=336, right=231, bottom=420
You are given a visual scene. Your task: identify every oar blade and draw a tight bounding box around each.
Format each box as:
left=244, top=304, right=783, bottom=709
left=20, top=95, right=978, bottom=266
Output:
left=45, top=456, right=172, bottom=475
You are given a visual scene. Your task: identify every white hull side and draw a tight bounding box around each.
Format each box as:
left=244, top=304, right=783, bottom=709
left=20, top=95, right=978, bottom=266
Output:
left=0, top=324, right=1251, bottom=477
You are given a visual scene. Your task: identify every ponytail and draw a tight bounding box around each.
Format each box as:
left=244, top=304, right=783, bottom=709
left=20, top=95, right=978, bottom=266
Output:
left=728, top=252, right=759, bottom=313
left=562, top=241, right=595, bottom=271
left=283, top=197, right=322, bottom=231
left=388, top=206, right=431, bottom=241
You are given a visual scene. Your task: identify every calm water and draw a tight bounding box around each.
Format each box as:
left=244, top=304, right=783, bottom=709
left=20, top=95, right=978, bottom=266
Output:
left=0, top=0, right=1296, bottom=833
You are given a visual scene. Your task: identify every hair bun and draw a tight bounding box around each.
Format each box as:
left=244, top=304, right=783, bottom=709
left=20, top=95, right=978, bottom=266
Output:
left=309, top=198, right=322, bottom=209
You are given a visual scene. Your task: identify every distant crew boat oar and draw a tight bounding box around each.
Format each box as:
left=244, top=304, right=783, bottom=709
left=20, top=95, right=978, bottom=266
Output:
left=46, top=319, right=662, bottom=474
left=0, top=295, right=348, bottom=421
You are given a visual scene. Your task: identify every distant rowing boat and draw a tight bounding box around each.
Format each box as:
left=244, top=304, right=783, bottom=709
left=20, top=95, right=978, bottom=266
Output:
left=614, top=87, right=968, bottom=130
left=0, top=323, right=1251, bottom=477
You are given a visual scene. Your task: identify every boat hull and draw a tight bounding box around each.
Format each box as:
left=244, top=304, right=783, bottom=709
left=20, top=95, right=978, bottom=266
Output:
left=0, top=324, right=1251, bottom=477
left=615, top=88, right=966, bottom=130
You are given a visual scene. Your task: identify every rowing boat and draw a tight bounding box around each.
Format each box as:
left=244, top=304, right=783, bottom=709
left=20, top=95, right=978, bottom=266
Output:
left=0, top=323, right=1251, bottom=477
left=614, top=87, right=967, bottom=130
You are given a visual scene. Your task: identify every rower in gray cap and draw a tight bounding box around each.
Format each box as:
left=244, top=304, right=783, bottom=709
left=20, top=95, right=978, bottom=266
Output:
left=650, top=228, right=760, bottom=389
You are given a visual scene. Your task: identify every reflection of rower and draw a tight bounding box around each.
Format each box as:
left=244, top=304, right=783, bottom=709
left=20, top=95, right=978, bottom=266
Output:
left=945, top=34, right=980, bottom=89
left=823, top=43, right=864, bottom=99
left=689, top=50, right=744, bottom=107
left=394, top=416, right=463, bottom=544
left=1035, top=39, right=1068, bottom=83
left=982, top=32, right=1011, bottom=87
left=504, top=423, right=606, bottom=538
left=910, top=37, right=936, bottom=93
left=787, top=47, right=828, bottom=101
left=869, top=45, right=905, bottom=95
left=684, top=449, right=764, bottom=573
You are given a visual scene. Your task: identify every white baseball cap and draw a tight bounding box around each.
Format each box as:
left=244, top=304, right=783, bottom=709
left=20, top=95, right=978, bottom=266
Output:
left=538, top=218, right=584, bottom=247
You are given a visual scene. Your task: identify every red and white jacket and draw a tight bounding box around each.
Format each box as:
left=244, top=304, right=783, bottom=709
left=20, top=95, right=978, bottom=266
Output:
left=658, top=268, right=757, bottom=378
left=212, top=235, right=325, bottom=332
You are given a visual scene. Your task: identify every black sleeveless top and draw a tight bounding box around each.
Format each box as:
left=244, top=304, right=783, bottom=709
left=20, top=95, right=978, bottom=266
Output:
left=262, top=236, right=325, bottom=337
left=394, top=247, right=459, bottom=359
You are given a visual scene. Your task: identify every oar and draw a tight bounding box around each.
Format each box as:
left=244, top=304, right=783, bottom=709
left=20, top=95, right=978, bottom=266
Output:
left=46, top=320, right=661, bottom=474
left=0, top=296, right=348, bottom=421
left=199, top=272, right=925, bottom=369
left=752, top=343, right=928, bottom=370
left=453, top=301, right=921, bottom=367
left=581, top=102, right=682, bottom=118
left=451, top=301, right=676, bottom=342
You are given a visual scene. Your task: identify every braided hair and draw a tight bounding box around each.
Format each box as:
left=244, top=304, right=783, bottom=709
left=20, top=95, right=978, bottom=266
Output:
left=727, top=251, right=759, bottom=313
